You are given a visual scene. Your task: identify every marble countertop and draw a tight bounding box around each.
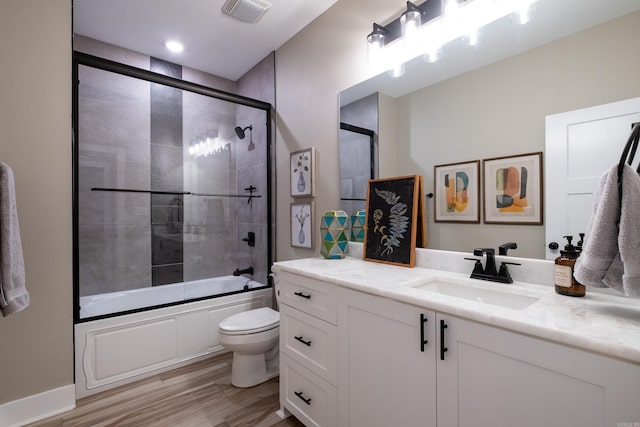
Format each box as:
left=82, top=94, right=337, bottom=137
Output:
left=273, top=256, right=640, bottom=365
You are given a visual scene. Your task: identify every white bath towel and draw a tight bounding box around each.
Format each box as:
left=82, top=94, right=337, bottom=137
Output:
left=0, top=161, right=29, bottom=316
left=575, top=164, right=640, bottom=296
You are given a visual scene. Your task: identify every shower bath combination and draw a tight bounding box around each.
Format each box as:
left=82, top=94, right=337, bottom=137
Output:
left=74, top=52, right=272, bottom=321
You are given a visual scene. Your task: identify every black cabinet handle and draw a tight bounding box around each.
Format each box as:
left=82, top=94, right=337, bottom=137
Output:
left=440, top=319, right=448, bottom=361
left=420, top=313, right=428, bottom=352
left=294, top=336, right=312, bottom=347
left=294, top=291, right=311, bottom=299
left=295, top=391, right=312, bottom=405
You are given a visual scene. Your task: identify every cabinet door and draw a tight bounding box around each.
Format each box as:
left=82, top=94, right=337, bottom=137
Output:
left=338, top=288, right=436, bottom=427
left=437, top=314, right=640, bottom=427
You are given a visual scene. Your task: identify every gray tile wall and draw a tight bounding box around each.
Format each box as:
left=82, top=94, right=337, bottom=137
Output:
left=76, top=36, right=273, bottom=298
left=150, top=57, right=184, bottom=286
left=236, top=52, right=275, bottom=286
left=339, top=93, right=379, bottom=217
left=77, top=65, right=152, bottom=297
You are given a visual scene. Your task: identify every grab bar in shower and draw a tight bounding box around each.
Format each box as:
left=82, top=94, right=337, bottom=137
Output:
left=91, top=187, right=191, bottom=195
left=91, top=187, right=262, bottom=203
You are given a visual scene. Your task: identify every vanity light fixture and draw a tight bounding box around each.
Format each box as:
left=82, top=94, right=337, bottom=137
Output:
left=367, top=0, right=539, bottom=75
left=401, top=2, right=423, bottom=45
left=165, top=40, right=184, bottom=53
left=366, top=23, right=387, bottom=68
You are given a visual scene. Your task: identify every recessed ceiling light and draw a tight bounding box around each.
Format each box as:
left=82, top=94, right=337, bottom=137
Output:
left=165, top=41, right=184, bottom=53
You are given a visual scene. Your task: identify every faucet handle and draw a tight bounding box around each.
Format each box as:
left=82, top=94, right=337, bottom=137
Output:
left=473, top=248, right=495, bottom=256
left=497, top=261, right=521, bottom=283
left=464, top=257, right=484, bottom=275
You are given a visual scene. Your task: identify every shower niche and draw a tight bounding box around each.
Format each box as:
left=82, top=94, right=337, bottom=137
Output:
left=73, top=51, right=273, bottom=321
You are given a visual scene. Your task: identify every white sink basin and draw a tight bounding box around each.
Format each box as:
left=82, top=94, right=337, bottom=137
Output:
left=413, top=278, right=541, bottom=310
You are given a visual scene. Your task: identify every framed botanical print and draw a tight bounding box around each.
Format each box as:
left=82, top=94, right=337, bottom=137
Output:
left=290, top=147, right=315, bottom=197
left=291, top=202, right=314, bottom=248
left=363, top=175, right=423, bottom=267
left=433, top=160, right=481, bottom=223
left=483, top=152, right=543, bottom=225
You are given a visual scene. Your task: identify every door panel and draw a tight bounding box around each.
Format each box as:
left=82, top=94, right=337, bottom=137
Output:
left=545, top=97, right=640, bottom=259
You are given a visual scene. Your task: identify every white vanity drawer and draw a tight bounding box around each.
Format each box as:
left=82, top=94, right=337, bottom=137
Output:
left=277, top=272, right=337, bottom=324
left=280, top=353, right=337, bottom=427
left=280, top=304, right=338, bottom=386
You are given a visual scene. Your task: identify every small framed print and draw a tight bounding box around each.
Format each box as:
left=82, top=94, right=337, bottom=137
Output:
left=290, top=147, right=315, bottom=197
left=433, top=160, right=481, bottom=223
left=291, top=201, right=314, bottom=248
left=483, top=152, right=543, bottom=225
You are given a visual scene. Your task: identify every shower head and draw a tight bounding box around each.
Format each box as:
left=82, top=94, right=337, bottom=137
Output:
left=234, top=125, right=253, bottom=139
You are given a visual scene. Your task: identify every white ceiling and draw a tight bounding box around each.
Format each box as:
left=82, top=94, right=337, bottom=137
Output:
left=74, top=0, right=640, bottom=93
left=73, top=0, right=337, bottom=80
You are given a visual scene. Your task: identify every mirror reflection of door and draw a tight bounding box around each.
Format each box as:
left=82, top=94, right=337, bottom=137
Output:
left=339, top=122, right=377, bottom=216
left=545, top=97, right=640, bottom=260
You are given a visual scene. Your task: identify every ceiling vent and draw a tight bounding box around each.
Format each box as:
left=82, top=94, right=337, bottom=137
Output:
left=222, top=0, right=272, bottom=24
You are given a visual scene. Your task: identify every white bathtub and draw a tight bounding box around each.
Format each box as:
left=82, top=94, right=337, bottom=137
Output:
left=75, top=281, right=273, bottom=398
left=80, top=275, right=266, bottom=319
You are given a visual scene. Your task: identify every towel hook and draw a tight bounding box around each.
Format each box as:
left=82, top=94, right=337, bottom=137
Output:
left=616, top=123, right=640, bottom=223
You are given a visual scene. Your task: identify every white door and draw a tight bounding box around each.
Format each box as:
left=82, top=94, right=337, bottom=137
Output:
left=545, top=97, right=640, bottom=260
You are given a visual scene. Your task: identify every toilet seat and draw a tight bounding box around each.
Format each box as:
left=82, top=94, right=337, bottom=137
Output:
left=219, top=307, right=279, bottom=335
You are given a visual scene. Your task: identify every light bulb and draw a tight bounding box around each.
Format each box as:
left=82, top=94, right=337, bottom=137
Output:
left=165, top=40, right=184, bottom=53
left=367, top=31, right=386, bottom=67
left=388, top=63, right=406, bottom=78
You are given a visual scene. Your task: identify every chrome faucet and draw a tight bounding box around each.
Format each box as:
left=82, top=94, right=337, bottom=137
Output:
left=464, top=248, right=520, bottom=284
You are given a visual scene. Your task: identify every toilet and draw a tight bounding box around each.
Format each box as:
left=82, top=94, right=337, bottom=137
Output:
left=218, top=307, right=280, bottom=388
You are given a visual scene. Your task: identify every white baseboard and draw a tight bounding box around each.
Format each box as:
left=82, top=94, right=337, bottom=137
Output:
left=0, top=384, right=75, bottom=427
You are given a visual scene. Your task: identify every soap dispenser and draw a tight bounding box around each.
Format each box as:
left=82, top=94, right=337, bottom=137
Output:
left=554, top=235, right=586, bottom=297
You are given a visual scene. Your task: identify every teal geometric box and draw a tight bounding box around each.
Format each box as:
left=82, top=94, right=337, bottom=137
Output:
left=350, top=209, right=366, bottom=242
left=321, top=210, right=349, bottom=259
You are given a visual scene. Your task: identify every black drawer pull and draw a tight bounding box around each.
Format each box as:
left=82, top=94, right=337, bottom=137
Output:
left=294, top=291, right=311, bottom=299
left=440, top=319, right=448, bottom=361
left=420, top=313, right=428, bottom=352
left=295, top=391, right=312, bottom=405
left=294, top=335, right=312, bottom=346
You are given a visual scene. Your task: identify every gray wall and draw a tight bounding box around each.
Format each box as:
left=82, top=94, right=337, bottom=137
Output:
left=393, top=10, right=640, bottom=259
left=237, top=53, right=276, bottom=284
left=0, top=0, right=73, bottom=405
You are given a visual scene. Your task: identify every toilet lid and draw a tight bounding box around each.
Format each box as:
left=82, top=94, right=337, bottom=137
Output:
left=219, top=307, right=280, bottom=335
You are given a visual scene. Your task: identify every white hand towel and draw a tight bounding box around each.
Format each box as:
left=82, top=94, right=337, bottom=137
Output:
left=0, top=161, right=29, bottom=316
left=574, top=164, right=640, bottom=296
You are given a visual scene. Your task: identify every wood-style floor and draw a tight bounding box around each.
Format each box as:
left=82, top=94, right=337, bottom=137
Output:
left=27, top=352, right=304, bottom=427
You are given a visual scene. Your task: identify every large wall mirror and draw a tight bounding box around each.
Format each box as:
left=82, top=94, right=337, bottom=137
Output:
left=339, top=0, right=640, bottom=260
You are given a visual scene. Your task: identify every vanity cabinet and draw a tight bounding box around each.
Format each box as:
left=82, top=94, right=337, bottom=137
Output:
left=276, top=271, right=338, bottom=427
left=337, top=288, right=437, bottom=427
left=436, top=314, right=640, bottom=427
left=276, top=267, right=640, bottom=427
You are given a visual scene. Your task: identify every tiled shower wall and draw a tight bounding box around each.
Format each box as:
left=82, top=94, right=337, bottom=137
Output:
left=76, top=36, right=273, bottom=297
left=339, top=93, right=378, bottom=216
